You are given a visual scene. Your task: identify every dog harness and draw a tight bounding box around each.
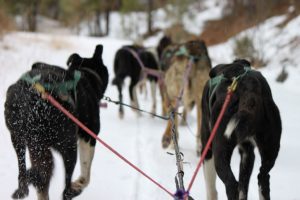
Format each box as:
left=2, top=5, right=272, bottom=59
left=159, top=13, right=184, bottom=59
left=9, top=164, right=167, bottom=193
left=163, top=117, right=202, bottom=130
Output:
left=174, top=46, right=207, bottom=62
left=208, top=66, right=251, bottom=114
left=20, top=70, right=81, bottom=104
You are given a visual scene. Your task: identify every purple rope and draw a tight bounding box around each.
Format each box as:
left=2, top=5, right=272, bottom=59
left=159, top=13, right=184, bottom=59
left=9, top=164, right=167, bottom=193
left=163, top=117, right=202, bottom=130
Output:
left=123, top=47, right=164, bottom=80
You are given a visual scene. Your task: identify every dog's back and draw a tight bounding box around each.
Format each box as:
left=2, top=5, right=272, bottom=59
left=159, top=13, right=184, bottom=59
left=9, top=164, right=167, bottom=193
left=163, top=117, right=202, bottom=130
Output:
left=207, top=60, right=281, bottom=140
left=5, top=65, right=77, bottom=141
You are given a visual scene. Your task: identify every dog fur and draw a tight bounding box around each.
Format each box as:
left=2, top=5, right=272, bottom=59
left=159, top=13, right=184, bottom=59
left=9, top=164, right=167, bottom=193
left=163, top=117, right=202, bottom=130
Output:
left=4, top=45, right=108, bottom=200
left=200, top=59, right=282, bottom=200
left=112, top=45, right=159, bottom=118
left=160, top=39, right=212, bottom=149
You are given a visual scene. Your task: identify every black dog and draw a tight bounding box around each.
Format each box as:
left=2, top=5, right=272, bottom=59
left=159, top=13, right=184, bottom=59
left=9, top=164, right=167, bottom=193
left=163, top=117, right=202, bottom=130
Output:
left=4, top=45, right=108, bottom=200
left=112, top=45, right=159, bottom=118
left=200, top=59, right=281, bottom=200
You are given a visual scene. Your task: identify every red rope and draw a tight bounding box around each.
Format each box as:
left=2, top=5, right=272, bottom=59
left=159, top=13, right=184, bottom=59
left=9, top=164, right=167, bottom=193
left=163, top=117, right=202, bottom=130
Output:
left=186, top=90, right=234, bottom=194
left=42, top=92, right=174, bottom=198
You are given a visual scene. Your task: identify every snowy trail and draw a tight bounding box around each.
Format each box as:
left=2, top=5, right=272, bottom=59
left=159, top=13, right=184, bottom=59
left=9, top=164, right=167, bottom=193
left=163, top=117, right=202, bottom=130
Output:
left=0, top=30, right=300, bottom=200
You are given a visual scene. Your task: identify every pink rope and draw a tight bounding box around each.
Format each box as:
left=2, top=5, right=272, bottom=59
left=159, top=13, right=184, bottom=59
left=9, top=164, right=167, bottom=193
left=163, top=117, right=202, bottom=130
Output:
left=42, top=91, right=175, bottom=198
left=187, top=90, right=234, bottom=193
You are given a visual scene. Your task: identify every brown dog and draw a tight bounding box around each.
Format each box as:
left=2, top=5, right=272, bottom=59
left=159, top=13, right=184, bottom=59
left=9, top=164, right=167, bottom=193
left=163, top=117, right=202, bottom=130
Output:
left=160, top=40, right=212, bottom=151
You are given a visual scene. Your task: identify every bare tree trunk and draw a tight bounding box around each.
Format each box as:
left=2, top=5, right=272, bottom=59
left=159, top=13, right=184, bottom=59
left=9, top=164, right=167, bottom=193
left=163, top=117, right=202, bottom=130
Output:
left=94, top=9, right=103, bottom=36
left=52, top=0, right=60, bottom=20
left=147, top=0, right=153, bottom=35
left=27, top=0, right=39, bottom=32
left=105, top=8, right=110, bottom=36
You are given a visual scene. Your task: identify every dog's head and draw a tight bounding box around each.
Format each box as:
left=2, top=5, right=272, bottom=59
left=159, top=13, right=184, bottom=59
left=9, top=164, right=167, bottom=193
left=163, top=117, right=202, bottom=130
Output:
left=67, top=44, right=109, bottom=98
left=184, top=40, right=209, bottom=61
left=67, top=45, right=104, bottom=70
left=182, top=40, right=212, bottom=69
left=67, top=53, right=83, bottom=71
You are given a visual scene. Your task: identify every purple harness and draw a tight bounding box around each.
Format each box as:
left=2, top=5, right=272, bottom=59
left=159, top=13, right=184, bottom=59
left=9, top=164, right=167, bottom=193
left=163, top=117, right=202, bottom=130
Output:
left=123, top=46, right=194, bottom=110
left=122, top=47, right=164, bottom=82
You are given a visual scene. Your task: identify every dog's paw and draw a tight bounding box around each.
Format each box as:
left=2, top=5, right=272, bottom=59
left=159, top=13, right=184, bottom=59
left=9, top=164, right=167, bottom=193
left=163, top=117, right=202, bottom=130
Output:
left=71, top=177, right=89, bottom=191
left=119, top=111, right=124, bottom=119
left=196, top=148, right=201, bottom=157
left=12, top=187, right=29, bottom=199
left=63, top=187, right=82, bottom=200
left=196, top=138, right=202, bottom=157
left=151, top=107, right=156, bottom=117
left=162, top=135, right=171, bottom=149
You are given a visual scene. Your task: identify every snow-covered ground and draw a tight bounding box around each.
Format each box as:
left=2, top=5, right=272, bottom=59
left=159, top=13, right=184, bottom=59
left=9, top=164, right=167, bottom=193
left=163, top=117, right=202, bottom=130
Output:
left=1, top=4, right=300, bottom=200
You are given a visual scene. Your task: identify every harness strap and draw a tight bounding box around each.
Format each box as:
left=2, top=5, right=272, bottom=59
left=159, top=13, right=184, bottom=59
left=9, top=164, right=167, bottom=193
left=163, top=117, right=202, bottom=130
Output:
left=208, top=74, right=225, bottom=114
left=123, top=46, right=165, bottom=82
left=208, top=66, right=251, bottom=113
left=20, top=70, right=81, bottom=103
left=174, top=46, right=205, bottom=61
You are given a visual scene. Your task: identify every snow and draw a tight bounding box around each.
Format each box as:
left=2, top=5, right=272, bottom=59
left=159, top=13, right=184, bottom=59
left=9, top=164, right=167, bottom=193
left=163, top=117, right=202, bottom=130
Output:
left=1, top=4, right=300, bottom=200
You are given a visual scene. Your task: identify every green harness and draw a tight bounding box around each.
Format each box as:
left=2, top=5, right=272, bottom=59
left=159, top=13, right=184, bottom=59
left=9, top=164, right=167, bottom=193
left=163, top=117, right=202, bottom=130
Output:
left=208, top=66, right=252, bottom=113
left=174, top=46, right=203, bottom=61
left=20, top=70, right=81, bottom=103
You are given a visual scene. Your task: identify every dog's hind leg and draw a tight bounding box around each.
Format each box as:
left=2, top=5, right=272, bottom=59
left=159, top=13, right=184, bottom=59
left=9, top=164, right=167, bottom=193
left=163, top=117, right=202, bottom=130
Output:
left=61, top=139, right=80, bottom=200
left=196, top=100, right=203, bottom=156
left=11, top=133, right=29, bottom=199
left=214, top=138, right=238, bottom=200
left=162, top=105, right=178, bottom=148
left=150, top=80, right=157, bottom=116
left=27, top=144, right=53, bottom=200
left=71, top=139, right=95, bottom=194
left=257, top=151, right=277, bottom=200
left=129, top=78, right=141, bottom=116
left=117, top=82, right=124, bottom=119
left=238, top=141, right=255, bottom=200
left=256, top=140, right=280, bottom=200
left=203, top=156, right=218, bottom=200
left=161, top=84, right=168, bottom=116
left=256, top=102, right=281, bottom=200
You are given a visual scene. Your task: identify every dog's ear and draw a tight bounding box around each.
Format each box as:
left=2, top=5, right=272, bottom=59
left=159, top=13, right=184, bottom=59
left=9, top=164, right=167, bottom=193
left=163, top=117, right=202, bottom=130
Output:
left=67, top=53, right=82, bottom=69
left=32, top=62, right=42, bottom=70
left=93, top=45, right=103, bottom=60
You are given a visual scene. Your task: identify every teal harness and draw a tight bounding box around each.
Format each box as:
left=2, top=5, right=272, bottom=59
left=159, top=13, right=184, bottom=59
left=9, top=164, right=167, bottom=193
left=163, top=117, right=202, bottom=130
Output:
left=174, top=46, right=204, bottom=61
left=208, top=66, right=252, bottom=113
left=20, top=70, right=81, bottom=103
left=163, top=45, right=206, bottom=61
